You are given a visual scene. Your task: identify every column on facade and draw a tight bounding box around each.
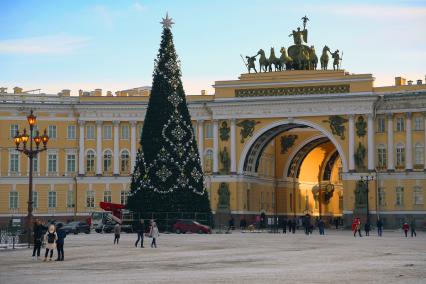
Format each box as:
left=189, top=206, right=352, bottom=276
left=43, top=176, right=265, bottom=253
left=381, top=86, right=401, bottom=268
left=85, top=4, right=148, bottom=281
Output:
left=367, top=114, right=375, bottom=171
left=197, top=120, right=204, bottom=167
left=348, top=114, right=355, bottom=171
left=96, top=121, right=103, bottom=176
left=387, top=113, right=395, bottom=171
left=424, top=113, right=426, bottom=171
left=113, top=120, right=120, bottom=176
left=405, top=112, right=413, bottom=171
left=130, top=121, right=137, bottom=171
left=230, top=118, right=237, bottom=174
left=212, top=120, right=219, bottom=174
left=78, top=120, right=85, bottom=176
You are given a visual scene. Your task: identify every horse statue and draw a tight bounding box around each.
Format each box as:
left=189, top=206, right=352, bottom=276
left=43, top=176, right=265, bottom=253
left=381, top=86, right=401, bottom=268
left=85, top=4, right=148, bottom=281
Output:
left=257, top=49, right=269, bottom=73
left=309, top=45, right=318, bottom=70
left=320, top=45, right=330, bottom=70
left=268, top=47, right=281, bottom=71
left=279, top=47, right=293, bottom=70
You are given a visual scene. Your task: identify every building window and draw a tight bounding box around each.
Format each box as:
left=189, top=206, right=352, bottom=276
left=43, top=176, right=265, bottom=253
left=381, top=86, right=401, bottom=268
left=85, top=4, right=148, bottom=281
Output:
left=86, top=125, right=95, bottom=139
left=48, top=125, right=57, bottom=139
left=414, top=143, right=424, bottom=165
left=103, top=125, right=112, bottom=140
left=396, top=117, right=404, bottom=132
left=378, top=187, right=386, bottom=206
left=413, top=186, right=423, bottom=205
left=86, top=150, right=95, bottom=173
left=104, top=190, right=112, bottom=203
left=9, top=191, right=19, bottom=209
left=10, top=124, right=18, bottom=139
left=48, top=191, right=57, bottom=208
left=67, top=154, right=76, bottom=173
left=396, top=144, right=405, bottom=167
left=395, top=186, right=404, bottom=206
left=205, top=122, right=213, bottom=139
left=138, top=124, right=143, bottom=138
left=377, top=117, right=385, bottom=133
left=67, top=125, right=76, bottom=139
left=67, top=189, right=75, bottom=208
left=120, top=150, right=130, bottom=173
left=204, top=149, right=213, bottom=173
left=103, top=150, right=112, bottom=173
left=414, top=116, right=423, bottom=131
left=120, top=191, right=128, bottom=205
left=32, top=155, right=39, bottom=174
left=121, top=125, right=129, bottom=139
left=9, top=151, right=19, bottom=173
left=48, top=153, right=57, bottom=174
left=377, top=145, right=387, bottom=168
left=86, top=190, right=95, bottom=208
left=33, top=191, right=38, bottom=209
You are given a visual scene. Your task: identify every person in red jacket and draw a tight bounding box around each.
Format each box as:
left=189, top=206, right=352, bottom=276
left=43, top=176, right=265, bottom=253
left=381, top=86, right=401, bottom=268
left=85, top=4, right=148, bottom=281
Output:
left=352, top=217, right=362, bottom=237
left=402, top=221, right=409, bottom=237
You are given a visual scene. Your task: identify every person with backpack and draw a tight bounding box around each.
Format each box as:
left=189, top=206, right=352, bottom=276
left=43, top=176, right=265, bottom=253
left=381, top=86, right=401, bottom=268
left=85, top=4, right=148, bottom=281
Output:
left=134, top=219, right=145, bottom=248
left=149, top=221, right=159, bottom=248
left=43, top=224, right=57, bottom=262
left=55, top=223, right=67, bottom=261
left=32, top=219, right=43, bottom=260
left=113, top=222, right=121, bottom=244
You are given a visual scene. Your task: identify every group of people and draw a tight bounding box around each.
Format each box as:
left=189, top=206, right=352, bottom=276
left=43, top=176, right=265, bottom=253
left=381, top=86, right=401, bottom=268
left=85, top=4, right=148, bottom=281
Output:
left=113, top=219, right=159, bottom=248
left=32, top=219, right=66, bottom=262
left=352, top=217, right=417, bottom=238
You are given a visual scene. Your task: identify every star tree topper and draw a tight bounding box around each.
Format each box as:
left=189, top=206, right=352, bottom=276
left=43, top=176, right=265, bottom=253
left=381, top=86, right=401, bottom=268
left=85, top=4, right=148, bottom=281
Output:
left=160, top=13, right=174, bottom=29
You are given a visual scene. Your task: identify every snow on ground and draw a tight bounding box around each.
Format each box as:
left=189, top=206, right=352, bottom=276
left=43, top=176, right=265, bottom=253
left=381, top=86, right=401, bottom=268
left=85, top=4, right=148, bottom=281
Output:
left=0, top=230, right=425, bottom=284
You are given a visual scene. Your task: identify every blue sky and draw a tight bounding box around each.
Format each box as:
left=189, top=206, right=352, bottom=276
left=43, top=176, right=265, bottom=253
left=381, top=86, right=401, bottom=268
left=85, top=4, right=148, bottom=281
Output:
left=0, top=0, right=425, bottom=95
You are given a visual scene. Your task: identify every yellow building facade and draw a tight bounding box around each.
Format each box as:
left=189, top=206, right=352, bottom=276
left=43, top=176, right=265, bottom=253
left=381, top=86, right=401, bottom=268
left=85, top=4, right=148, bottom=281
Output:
left=0, top=70, right=425, bottom=228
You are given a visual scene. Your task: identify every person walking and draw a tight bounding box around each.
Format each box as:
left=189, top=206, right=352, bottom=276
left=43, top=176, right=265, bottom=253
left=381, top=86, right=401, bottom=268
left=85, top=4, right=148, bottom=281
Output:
left=364, top=221, right=371, bottom=236
left=32, top=219, right=43, bottom=260
left=287, top=219, right=292, bottom=233
left=150, top=222, right=159, bottom=248
left=376, top=218, right=383, bottom=237
left=55, top=223, right=66, bottom=261
left=43, top=224, right=57, bottom=262
left=303, top=215, right=310, bottom=236
left=410, top=219, right=417, bottom=237
left=113, top=222, right=121, bottom=244
left=291, top=219, right=296, bottom=234
left=352, top=217, right=362, bottom=237
left=318, top=219, right=325, bottom=235
left=402, top=221, right=409, bottom=238
left=282, top=218, right=287, bottom=234
left=135, top=219, right=145, bottom=248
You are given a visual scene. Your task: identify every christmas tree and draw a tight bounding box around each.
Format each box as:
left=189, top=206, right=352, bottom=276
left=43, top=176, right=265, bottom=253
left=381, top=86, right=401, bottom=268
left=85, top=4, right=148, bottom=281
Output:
left=127, top=14, right=211, bottom=214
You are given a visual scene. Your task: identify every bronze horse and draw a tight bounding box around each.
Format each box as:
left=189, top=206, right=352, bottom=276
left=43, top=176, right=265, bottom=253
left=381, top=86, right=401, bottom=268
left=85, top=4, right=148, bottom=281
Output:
left=320, top=45, right=330, bottom=70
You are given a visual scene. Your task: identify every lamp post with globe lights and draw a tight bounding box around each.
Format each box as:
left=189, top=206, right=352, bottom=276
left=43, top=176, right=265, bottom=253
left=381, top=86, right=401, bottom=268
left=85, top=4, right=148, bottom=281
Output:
left=13, top=110, right=49, bottom=247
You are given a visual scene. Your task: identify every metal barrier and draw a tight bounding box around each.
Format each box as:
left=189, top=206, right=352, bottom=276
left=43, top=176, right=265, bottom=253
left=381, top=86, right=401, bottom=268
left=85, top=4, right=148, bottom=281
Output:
left=0, top=228, right=26, bottom=249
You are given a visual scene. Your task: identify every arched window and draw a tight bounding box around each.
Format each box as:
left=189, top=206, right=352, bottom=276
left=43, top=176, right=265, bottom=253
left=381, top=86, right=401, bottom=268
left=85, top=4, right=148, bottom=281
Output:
left=86, top=150, right=95, bottom=173
left=414, top=143, right=424, bottom=165
left=376, top=144, right=387, bottom=168
left=204, top=149, right=213, bottom=173
left=103, top=150, right=112, bottom=173
left=120, top=150, right=130, bottom=173
left=396, top=143, right=405, bottom=168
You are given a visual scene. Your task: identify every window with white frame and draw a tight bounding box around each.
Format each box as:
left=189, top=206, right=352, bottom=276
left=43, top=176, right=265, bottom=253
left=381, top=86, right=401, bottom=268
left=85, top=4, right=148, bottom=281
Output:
left=396, top=144, right=405, bottom=167
left=10, top=124, right=18, bottom=139
left=204, top=149, right=213, bottom=172
left=120, top=125, right=129, bottom=139
left=395, top=186, right=404, bottom=206
left=378, top=187, right=386, bottom=206
left=86, top=150, right=95, bottom=173
left=86, top=190, right=95, bottom=208
left=377, top=117, right=385, bottom=133
left=33, top=191, right=38, bottom=209
left=414, top=116, right=423, bottom=131
left=104, top=190, right=112, bottom=203
left=66, top=153, right=76, bottom=173
left=120, top=190, right=128, bottom=205
left=9, top=151, right=19, bottom=173
left=86, top=125, right=95, bottom=139
left=396, top=117, right=404, bottom=132
left=9, top=191, right=18, bottom=209
left=103, top=125, right=112, bottom=139
left=48, top=191, right=57, bottom=208
left=48, top=153, right=57, bottom=174
left=67, top=189, right=75, bottom=208
left=32, top=155, right=39, bottom=174
left=120, top=150, right=130, bottom=173
left=377, top=145, right=387, bottom=168
left=67, top=125, right=76, bottom=139
left=413, top=186, right=423, bottom=205
left=103, top=150, right=112, bottom=172
left=48, top=125, right=57, bottom=139
left=205, top=122, right=213, bottom=139
left=414, top=143, right=424, bottom=165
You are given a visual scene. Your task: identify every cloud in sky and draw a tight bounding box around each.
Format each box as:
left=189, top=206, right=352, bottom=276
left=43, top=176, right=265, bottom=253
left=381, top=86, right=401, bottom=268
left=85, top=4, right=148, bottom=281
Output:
left=0, top=34, right=89, bottom=55
left=133, top=2, right=145, bottom=12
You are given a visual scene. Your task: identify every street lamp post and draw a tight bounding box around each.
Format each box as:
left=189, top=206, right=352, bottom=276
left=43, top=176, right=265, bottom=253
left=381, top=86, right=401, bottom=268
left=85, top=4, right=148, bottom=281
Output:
left=13, top=110, right=49, bottom=247
left=360, top=174, right=374, bottom=224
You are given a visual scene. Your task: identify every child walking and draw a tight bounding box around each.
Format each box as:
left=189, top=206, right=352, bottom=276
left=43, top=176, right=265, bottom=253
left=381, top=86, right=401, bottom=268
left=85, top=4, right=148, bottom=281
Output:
left=150, top=222, right=159, bottom=248
left=44, top=224, right=57, bottom=262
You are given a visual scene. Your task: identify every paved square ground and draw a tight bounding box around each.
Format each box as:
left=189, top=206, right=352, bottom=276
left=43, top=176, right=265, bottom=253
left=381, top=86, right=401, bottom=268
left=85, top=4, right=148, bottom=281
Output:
left=0, top=230, right=425, bottom=284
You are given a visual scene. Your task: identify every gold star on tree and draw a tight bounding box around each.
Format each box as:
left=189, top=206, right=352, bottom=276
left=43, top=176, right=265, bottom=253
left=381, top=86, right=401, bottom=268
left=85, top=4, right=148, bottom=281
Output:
left=160, top=13, right=174, bottom=29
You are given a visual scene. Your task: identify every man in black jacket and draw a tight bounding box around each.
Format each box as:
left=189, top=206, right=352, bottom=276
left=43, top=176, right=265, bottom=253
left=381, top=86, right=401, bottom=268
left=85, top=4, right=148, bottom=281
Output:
left=134, top=219, right=145, bottom=248
left=56, top=223, right=67, bottom=261
left=32, top=219, right=44, bottom=260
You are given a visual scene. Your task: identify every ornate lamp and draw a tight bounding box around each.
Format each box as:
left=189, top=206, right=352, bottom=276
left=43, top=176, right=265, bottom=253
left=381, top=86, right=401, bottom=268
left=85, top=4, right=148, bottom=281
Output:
left=41, top=129, right=49, bottom=148
left=33, top=131, right=41, bottom=148
left=21, top=128, right=29, bottom=147
left=27, top=110, right=36, bottom=126
left=14, top=131, right=21, bottom=149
